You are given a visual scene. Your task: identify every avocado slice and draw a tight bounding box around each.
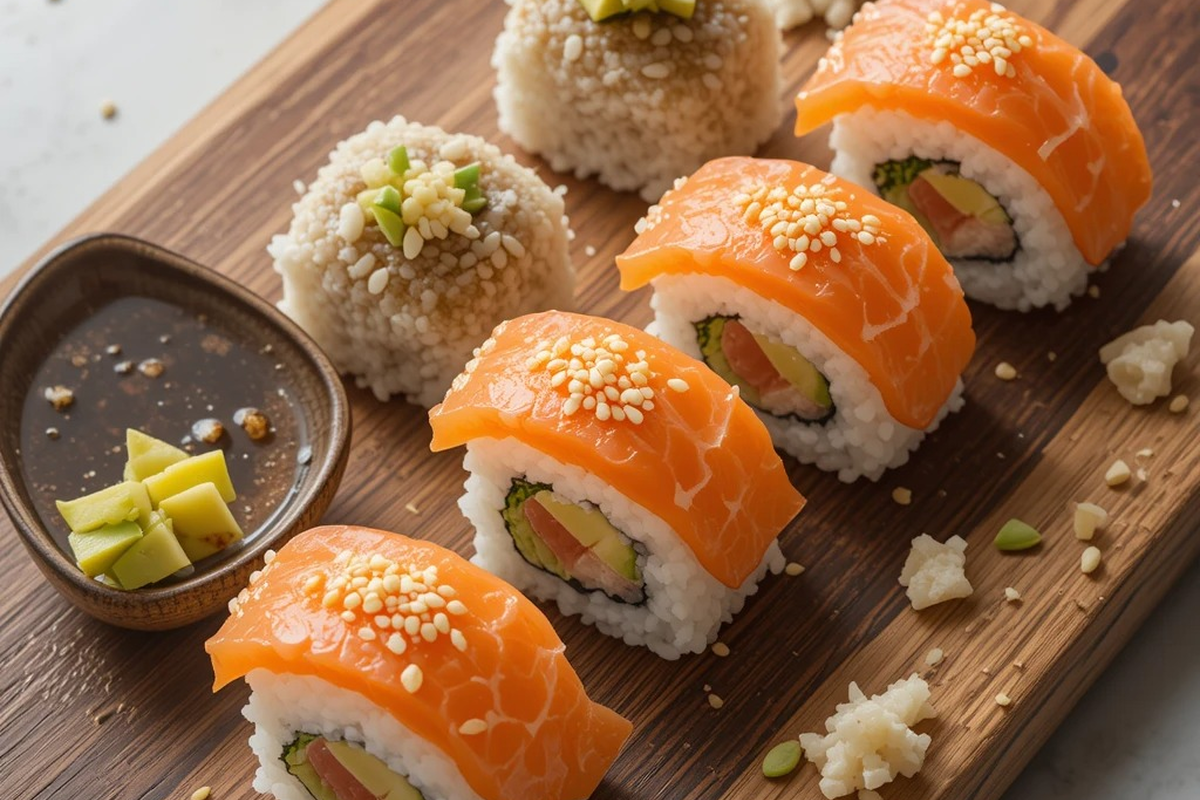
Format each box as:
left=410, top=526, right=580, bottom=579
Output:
left=143, top=449, right=236, bottom=507
left=655, top=0, right=695, bottom=18
left=123, top=429, right=189, bottom=481
left=579, top=0, right=627, bottom=21
left=695, top=316, right=763, bottom=405
left=67, top=520, right=143, bottom=578
left=501, top=479, right=570, bottom=581
left=750, top=332, right=833, bottom=410
left=532, top=491, right=640, bottom=583
left=56, top=480, right=153, bottom=533
left=283, top=735, right=338, bottom=800
left=157, top=482, right=244, bottom=562
left=109, top=512, right=192, bottom=589
left=324, top=740, right=423, bottom=800
left=918, top=167, right=1012, bottom=226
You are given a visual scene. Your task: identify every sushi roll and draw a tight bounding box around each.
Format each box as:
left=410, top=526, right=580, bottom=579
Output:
left=428, top=310, right=805, bottom=659
left=793, top=0, right=1152, bottom=311
left=206, top=526, right=631, bottom=800
left=493, top=0, right=782, bottom=202
left=270, top=116, right=575, bottom=407
left=616, top=157, right=976, bottom=482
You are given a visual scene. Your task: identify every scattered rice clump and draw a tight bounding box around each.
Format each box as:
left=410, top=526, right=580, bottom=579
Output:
left=1099, top=319, right=1194, bottom=405
left=899, top=534, right=973, bottom=610
left=800, top=674, right=936, bottom=799
left=765, top=0, right=861, bottom=30
left=269, top=116, right=574, bottom=407
left=493, top=0, right=782, bottom=201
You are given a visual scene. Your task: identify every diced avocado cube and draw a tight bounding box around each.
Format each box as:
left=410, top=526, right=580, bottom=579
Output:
left=67, top=521, right=143, bottom=578
left=144, top=450, right=236, bottom=507
left=123, top=429, right=188, bottom=481
left=656, top=0, right=695, bottom=18
left=109, top=517, right=192, bottom=590
left=453, top=162, right=481, bottom=191
left=158, top=482, right=244, bottom=562
left=56, top=481, right=153, bottom=533
left=580, top=0, right=628, bottom=21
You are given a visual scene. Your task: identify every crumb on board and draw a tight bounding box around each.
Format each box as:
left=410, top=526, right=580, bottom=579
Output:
left=1013, top=660, right=1025, bottom=671
left=1087, top=285, right=1101, bottom=299
left=891, top=486, right=912, bottom=506
left=995, top=692, right=1012, bottom=707
left=1004, top=587, right=1022, bottom=603
left=1136, top=467, right=1148, bottom=482
left=404, top=502, right=421, bottom=515
left=711, top=642, right=731, bottom=658
left=1105, top=459, right=1131, bottom=487
left=1169, top=394, right=1189, bottom=413
left=785, top=561, right=805, bottom=576
left=100, top=99, right=118, bottom=120
left=1073, top=501, right=1108, bottom=540
left=1136, top=447, right=1154, bottom=458
left=707, top=693, right=725, bottom=709
left=994, top=361, right=1018, bottom=381
left=190, top=788, right=212, bottom=800
left=1047, top=351, right=1057, bottom=361
left=1081, top=546, right=1102, bottom=575
left=924, top=647, right=944, bottom=666
left=43, top=384, right=75, bottom=411
left=584, top=245, right=597, bottom=257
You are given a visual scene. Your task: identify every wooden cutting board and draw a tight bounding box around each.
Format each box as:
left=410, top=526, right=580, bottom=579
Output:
left=1, top=1, right=1197, bottom=798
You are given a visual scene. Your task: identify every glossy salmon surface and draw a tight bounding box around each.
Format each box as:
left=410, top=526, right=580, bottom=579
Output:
left=207, top=525, right=632, bottom=800
left=794, top=0, right=1152, bottom=265
left=616, top=157, right=975, bottom=431
left=428, top=311, right=806, bottom=589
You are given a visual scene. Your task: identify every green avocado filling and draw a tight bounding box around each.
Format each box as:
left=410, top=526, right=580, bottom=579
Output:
left=579, top=0, right=695, bottom=22
left=695, top=315, right=835, bottom=424
left=283, top=733, right=424, bottom=800
left=872, top=156, right=1018, bottom=261
left=502, top=478, right=644, bottom=604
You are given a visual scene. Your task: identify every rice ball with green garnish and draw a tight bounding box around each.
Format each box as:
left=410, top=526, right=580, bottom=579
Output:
left=493, top=0, right=783, bottom=202
left=270, top=116, right=575, bottom=407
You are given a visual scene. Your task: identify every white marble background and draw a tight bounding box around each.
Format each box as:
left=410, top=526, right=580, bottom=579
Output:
left=1, top=2, right=1198, bottom=799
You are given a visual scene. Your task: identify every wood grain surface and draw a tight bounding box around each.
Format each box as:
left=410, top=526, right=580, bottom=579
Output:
left=1, top=1, right=1197, bottom=799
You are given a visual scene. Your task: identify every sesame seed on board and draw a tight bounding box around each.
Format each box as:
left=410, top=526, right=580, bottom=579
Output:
left=526, top=333, right=689, bottom=424
left=734, top=182, right=885, bottom=271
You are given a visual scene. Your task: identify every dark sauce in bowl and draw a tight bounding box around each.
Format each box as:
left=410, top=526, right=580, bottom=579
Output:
left=20, top=296, right=311, bottom=584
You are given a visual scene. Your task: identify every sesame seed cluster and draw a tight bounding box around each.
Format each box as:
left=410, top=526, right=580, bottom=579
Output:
left=735, top=183, right=885, bottom=271
left=302, top=549, right=471, bottom=695
left=526, top=333, right=690, bottom=424
left=926, top=3, right=1034, bottom=79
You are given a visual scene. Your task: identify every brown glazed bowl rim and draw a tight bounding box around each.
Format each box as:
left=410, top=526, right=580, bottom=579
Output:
left=0, top=233, right=351, bottom=629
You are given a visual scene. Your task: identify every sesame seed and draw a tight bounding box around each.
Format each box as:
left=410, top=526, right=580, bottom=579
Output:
left=190, top=788, right=211, bottom=800
left=784, top=562, right=805, bottom=576
left=892, top=487, right=913, bottom=506
left=99, top=99, right=118, bottom=120
left=924, top=648, right=944, bottom=666
left=401, top=664, right=423, bottom=693
left=367, top=268, right=390, bottom=295
left=926, top=6, right=1032, bottom=80
left=1081, top=546, right=1102, bottom=574
left=994, top=361, right=1018, bottom=380
left=1087, top=285, right=1101, bottom=299
left=641, top=62, right=670, bottom=80
left=459, top=718, right=488, bottom=735
left=1169, top=394, right=1189, bottom=413
left=563, top=34, right=583, bottom=63
left=707, top=693, right=725, bottom=709
left=711, top=642, right=731, bottom=657
left=1105, top=459, right=1131, bottom=487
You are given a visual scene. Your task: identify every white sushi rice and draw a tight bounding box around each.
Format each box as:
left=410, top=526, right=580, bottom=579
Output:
left=493, top=0, right=782, bottom=202
left=459, top=437, right=784, bottom=660
left=243, top=669, right=484, bottom=800
left=270, top=116, right=574, bottom=408
left=648, top=274, right=964, bottom=482
left=829, top=107, right=1091, bottom=311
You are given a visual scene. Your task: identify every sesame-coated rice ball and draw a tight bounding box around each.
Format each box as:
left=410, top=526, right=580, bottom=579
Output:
left=269, top=117, right=575, bottom=407
left=493, top=0, right=783, bottom=202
